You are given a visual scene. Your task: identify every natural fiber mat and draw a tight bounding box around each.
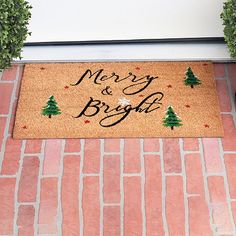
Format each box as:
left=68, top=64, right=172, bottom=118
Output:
left=13, top=62, right=223, bottom=139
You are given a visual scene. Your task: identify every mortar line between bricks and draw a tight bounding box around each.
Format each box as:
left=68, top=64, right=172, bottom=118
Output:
left=0, top=114, right=8, bottom=117
left=18, top=202, right=36, bottom=206
left=13, top=140, right=26, bottom=236
left=120, top=139, right=125, bottom=236
left=34, top=140, right=46, bottom=236
left=0, top=65, right=21, bottom=173
left=224, top=151, right=236, bottom=154
left=140, top=139, right=146, bottom=236
left=0, top=174, right=16, bottom=178
left=79, top=139, right=85, bottom=236
left=187, top=193, right=201, bottom=198
left=183, top=151, right=200, bottom=154
left=37, top=234, right=57, bottom=236
left=179, top=138, right=189, bottom=236
left=0, top=80, right=15, bottom=83
left=57, top=139, right=65, bottom=236
left=198, top=138, right=217, bottom=235
left=64, top=151, right=81, bottom=156
left=218, top=138, right=236, bottom=233
left=103, top=203, right=121, bottom=206
left=215, top=77, right=226, bottom=80
left=224, top=64, right=236, bottom=126
left=143, top=151, right=161, bottom=155
left=83, top=173, right=100, bottom=177
left=231, top=199, right=236, bottom=202
left=221, top=112, right=236, bottom=115
left=24, top=153, right=41, bottom=157
left=104, top=152, right=121, bottom=156
left=206, top=173, right=224, bottom=177
left=164, top=173, right=182, bottom=176
left=100, top=139, right=104, bottom=236
left=159, top=139, right=169, bottom=236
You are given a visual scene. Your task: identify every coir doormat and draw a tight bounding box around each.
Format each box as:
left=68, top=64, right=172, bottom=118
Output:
left=13, top=62, right=223, bottom=139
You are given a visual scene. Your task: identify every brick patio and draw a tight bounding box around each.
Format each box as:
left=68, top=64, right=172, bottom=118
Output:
left=0, top=63, right=236, bottom=236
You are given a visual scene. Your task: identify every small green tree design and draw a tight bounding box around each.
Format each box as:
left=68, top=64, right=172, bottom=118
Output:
left=42, top=96, right=61, bottom=118
left=184, top=67, right=201, bottom=88
left=163, top=106, right=182, bottom=130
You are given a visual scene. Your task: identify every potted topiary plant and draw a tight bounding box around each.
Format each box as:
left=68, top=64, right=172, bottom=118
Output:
left=221, top=0, right=236, bottom=58
left=0, top=0, right=32, bottom=70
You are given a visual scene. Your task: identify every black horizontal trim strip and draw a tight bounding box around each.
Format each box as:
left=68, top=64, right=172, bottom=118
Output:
left=24, top=37, right=225, bottom=46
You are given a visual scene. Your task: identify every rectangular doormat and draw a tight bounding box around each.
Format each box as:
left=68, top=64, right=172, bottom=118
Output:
left=13, top=62, right=223, bottom=139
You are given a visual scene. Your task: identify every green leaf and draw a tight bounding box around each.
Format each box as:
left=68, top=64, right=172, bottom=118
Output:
left=0, top=0, right=32, bottom=69
left=221, top=0, right=236, bottom=58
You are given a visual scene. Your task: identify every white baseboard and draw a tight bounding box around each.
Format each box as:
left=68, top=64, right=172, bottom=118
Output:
left=15, top=43, right=234, bottom=62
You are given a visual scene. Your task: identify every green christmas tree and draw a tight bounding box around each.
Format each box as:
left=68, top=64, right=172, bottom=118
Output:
left=42, top=95, right=61, bottom=118
left=163, top=106, right=182, bottom=130
left=184, top=67, right=201, bottom=88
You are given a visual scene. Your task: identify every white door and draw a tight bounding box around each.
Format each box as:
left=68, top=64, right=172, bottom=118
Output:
left=20, top=0, right=231, bottom=61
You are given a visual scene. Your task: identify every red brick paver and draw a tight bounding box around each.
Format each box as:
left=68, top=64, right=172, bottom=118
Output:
left=163, top=138, right=181, bottom=173
left=188, top=196, right=212, bottom=235
left=183, top=138, right=199, bottom=151
left=62, top=155, right=80, bottom=236
left=1, top=137, right=21, bottom=175
left=1, top=65, right=17, bottom=81
left=124, top=139, right=141, bottom=173
left=104, top=206, right=120, bottom=236
left=0, top=83, right=14, bottom=114
left=65, top=139, right=81, bottom=153
left=225, top=154, right=236, bottom=199
left=25, top=140, right=42, bottom=154
left=17, top=205, right=35, bottom=236
left=145, top=155, right=164, bottom=236
left=38, top=178, right=58, bottom=234
left=83, top=176, right=100, bottom=236
left=203, top=138, right=222, bottom=174
left=185, top=153, right=205, bottom=195
left=0, top=178, right=16, bottom=235
left=214, top=63, right=225, bottom=78
left=18, top=156, right=40, bottom=202
left=166, top=176, right=185, bottom=235
left=83, top=139, right=100, bottom=173
left=216, top=80, right=232, bottom=112
left=124, top=176, right=142, bottom=236
left=0, top=64, right=236, bottom=235
left=104, top=157, right=120, bottom=203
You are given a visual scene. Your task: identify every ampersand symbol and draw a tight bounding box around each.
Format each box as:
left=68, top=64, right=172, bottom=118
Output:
left=101, top=86, right=113, bottom=96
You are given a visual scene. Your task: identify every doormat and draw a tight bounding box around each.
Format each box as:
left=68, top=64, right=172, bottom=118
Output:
left=13, top=62, right=223, bottom=139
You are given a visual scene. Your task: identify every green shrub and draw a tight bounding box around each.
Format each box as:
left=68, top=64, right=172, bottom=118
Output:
left=0, top=0, right=32, bottom=70
left=221, top=0, right=236, bottom=58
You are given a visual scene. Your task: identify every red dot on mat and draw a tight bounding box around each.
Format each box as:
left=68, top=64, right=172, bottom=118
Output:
left=139, top=94, right=144, bottom=97
left=167, top=85, right=172, bottom=88
left=204, top=124, right=210, bottom=128
left=22, top=125, right=27, bottom=129
left=40, top=67, right=46, bottom=70
left=64, top=86, right=69, bottom=89
left=135, top=67, right=140, bottom=70
left=185, top=104, right=190, bottom=108
left=85, top=120, right=90, bottom=124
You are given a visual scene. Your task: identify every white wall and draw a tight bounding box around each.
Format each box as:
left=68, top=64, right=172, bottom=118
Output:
left=26, top=0, right=224, bottom=42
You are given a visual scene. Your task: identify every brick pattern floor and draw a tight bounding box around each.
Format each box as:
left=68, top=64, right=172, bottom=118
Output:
left=0, top=63, right=236, bottom=236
